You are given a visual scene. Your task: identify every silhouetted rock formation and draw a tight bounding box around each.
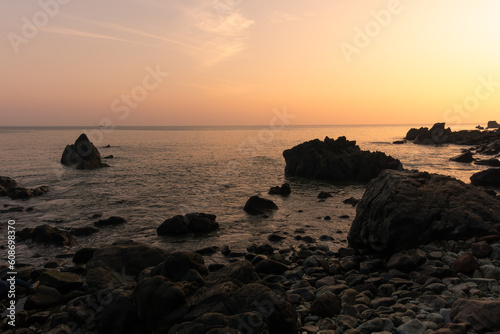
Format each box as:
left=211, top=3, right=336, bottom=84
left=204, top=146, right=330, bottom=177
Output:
left=157, top=213, right=219, bottom=235
left=94, top=216, right=127, bottom=227
left=283, top=136, right=403, bottom=183
left=268, top=183, right=291, bottom=197
left=449, top=151, right=474, bottom=163
left=0, top=176, right=49, bottom=200
left=61, top=133, right=109, bottom=169
left=474, top=158, right=500, bottom=167
left=406, top=123, right=500, bottom=147
left=18, top=225, right=75, bottom=246
left=470, top=168, right=500, bottom=187
left=348, top=170, right=500, bottom=253
left=487, top=120, right=500, bottom=128
left=244, top=196, right=278, bottom=215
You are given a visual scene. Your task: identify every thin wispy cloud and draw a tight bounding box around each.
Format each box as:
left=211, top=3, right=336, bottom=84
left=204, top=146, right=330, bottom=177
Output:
left=269, top=11, right=300, bottom=24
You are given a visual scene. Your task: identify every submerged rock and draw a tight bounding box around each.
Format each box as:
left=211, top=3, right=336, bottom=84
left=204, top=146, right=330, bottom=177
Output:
left=243, top=196, right=278, bottom=215
left=157, top=213, right=219, bottom=236
left=470, top=168, right=500, bottom=187
left=61, top=133, right=109, bottom=169
left=348, top=170, right=500, bottom=253
left=282, top=136, right=402, bottom=183
left=268, top=183, right=291, bottom=197
left=0, top=176, right=49, bottom=200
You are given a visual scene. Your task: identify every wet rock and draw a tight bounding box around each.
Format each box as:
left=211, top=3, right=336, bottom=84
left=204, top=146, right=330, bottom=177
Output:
left=157, top=213, right=219, bottom=235
left=357, top=318, right=394, bottom=333
left=474, top=158, right=500, bottom=167
left=451, top=299, right=500, bottom=333
left=451, top=253, right=479, bottom=275
left=470, top=168, right=500, bottom=187
left=19, top=225, right=75, bottom=246
left=348, top=170, right=500, bottom=253
left=449, top=151, right=474, bottom=163
left=396, top=318, right=426, bottom=334
left=343, top=197, right=359, bottom=206
left=73, top=247, right=96, bottom=265
left=283, top=136, right=402, bottom=182
left=268, top=183, right=291, bottom=197
left=243, top=196, right=278, bottom=215
left=386, top=253, right=417, bottom=273
left=70, top=226, right=99, bottom=236
left=94, top=216, right=127, bottom=227
left=318, top=191, right=333, bottom=199
left=0, top=176, right=49, bottom=200
left=150, top=251, right=208, bottom=284
left=61, top=133, right=109, bottom=169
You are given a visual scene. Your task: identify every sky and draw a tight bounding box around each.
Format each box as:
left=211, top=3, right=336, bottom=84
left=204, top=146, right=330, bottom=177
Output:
left=1, top=0, right=499, bottom=126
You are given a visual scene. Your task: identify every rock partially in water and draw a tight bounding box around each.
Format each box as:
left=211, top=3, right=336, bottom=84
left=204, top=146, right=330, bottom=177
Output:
left=348, top=170, right=500, bottom=253
left=18, top=225, right=75, bottom=246
left=268, top=183, right=291, bottom=197
left=157, top=213, right=219, bottom=236
left=487, top=120, right=500, bottom=128
left=0, top=176, right=49, bottom=200
left=413, top=122, right=452, bottom=145
left=60, top=133, right=109, bottom=169
left=94, top=216, right=127, bottom=227
left=282, top=136, right=402, bottom=183
left=449, top=151, right=474, bottom=163
left=470, top=168, right=500, bottom=187
left=474, top=158, right=500, bottom=167
left=243, top=196, right=278, bottom=215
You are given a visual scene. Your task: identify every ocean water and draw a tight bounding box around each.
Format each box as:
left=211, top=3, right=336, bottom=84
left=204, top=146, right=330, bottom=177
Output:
left=0, top=124, right=493, bottom=267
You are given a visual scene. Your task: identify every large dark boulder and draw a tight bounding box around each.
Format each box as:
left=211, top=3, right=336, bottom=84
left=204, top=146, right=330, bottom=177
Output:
left=470, top=168, right=500, bottom=187
left=413, top=122, right=453, bottom=145
left=450, top=151, right=474, bottom=163
left=282, top=136, right=402, bottom=182
left=157, top=213, right=219, bottom=236
left=61, top=133, right=109, bottom=169
left=487, top=120, right=500, bottom=128
left=348, top=170, right=500, bottom=253
left=243, top=196, right=278, bottom=215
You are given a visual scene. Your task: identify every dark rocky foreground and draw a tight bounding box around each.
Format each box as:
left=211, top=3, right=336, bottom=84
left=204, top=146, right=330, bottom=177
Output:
left=283, top=136, right=403, bottom=183
left=0, top=176, right=49, bottom=201
left=61, top=134, right=109, bottom=170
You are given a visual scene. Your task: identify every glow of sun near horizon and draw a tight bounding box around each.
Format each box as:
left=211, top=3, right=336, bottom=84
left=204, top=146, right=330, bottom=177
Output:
left=1, top=0, right=500, bottom=126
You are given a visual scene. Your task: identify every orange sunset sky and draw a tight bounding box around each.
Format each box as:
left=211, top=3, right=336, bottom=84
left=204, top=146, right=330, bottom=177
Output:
left=1, top=0, right=499, bottom=126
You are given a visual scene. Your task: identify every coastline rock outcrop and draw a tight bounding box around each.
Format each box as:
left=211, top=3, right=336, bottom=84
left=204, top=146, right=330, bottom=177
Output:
left=243, top=196, right=278, bottom=215
left=61, top=133, right=109, bottom=169
left=449, top=151, right=474, bottom=163
left=283, top=136, right=402, bottom=182
left=487, top=120, right=500, bottom=128
left=18, top=225, right=75, bottom=246
left=470, top=168, right=500, bottom=187
left=348, top=170, right=500, bottom=253
left=157, top=213, right=219, bottom=236
left=0, top=176, right=49, bottom=200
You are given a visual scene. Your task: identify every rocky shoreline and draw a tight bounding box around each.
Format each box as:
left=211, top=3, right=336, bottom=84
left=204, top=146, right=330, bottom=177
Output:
left=1, top=130, right=500, bottom=333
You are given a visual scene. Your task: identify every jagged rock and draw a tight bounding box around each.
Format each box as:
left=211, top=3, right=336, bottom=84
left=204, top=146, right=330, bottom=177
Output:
left=0, top=176, right=49, bottom=200
left=243, top=196, right=278, bottom=215
left=470, top=168, right=500, bottom=187
left=268, top=183, right=291, bottom=197
left=157, top=213, right=219, bottom=235
left=61, top=133, right=109, bottom=169
left=282, top=136, right=402, bottom=182
left=348, top=170, right=500, bottom=253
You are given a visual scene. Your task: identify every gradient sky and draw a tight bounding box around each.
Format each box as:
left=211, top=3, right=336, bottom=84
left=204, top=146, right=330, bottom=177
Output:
left=1, top=0, right=499, bottom=126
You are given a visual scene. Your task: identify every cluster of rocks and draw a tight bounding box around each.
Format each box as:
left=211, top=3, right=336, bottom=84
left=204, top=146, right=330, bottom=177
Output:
left=61, top=134, right=109, bottom=170
left=283, top=136, right=403, bottom=183
left=0, top=176, right=49, bottom=200
left=2, top=233, right=500, bottom=333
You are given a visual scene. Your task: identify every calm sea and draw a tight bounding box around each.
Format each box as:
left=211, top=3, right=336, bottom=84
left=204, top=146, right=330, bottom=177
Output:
left=0, top=124, right=491, bottom=266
